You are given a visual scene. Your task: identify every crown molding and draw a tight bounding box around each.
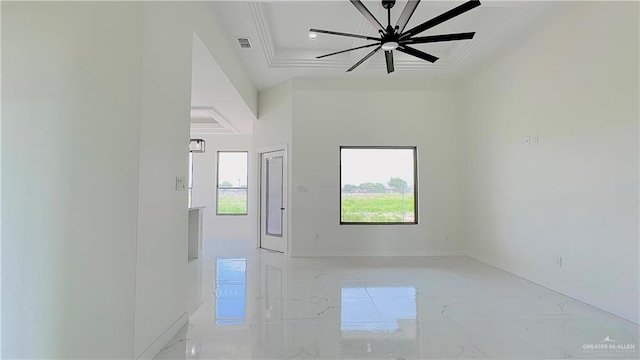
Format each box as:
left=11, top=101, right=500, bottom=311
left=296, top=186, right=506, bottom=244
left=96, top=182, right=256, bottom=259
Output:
left=190, top=106, right=239, bottom=134
left=249, top=2, right=519, bottom=71
left=250, top=2, right=353, bottom=69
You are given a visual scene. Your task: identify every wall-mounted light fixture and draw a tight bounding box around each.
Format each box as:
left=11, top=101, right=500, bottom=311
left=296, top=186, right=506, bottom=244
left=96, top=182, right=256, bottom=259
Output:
left=190, top=139, right=206, bottom=153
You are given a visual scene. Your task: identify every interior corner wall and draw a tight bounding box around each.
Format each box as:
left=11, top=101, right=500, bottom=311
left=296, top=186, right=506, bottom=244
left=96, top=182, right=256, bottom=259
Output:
left=255, top=81, right=293, bottom=150
left=186, top=2, right=258, bottom=118
left=133, top=2, right=192, bottom=358
left=463, top=1, right=639, bottom=323
left=1, top=2, right=143, bottom=357
left=290, top=79, right=465, bottom=257
left=190, top=134, right=255, bottom=241
left=254, top=81, right=293, bottom=252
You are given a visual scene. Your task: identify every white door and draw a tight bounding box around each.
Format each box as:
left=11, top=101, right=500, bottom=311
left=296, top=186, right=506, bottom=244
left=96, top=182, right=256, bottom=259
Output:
left=260, top=150, right=287, bottom=253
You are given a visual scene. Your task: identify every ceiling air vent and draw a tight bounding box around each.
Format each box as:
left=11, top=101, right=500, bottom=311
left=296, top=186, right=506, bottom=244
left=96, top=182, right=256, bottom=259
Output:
left=237, top=37, right=252, bottom=49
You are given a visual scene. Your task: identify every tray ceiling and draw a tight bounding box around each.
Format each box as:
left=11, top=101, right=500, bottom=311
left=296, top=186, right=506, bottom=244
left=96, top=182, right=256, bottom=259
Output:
left=211, top=1, right=563, bottom=90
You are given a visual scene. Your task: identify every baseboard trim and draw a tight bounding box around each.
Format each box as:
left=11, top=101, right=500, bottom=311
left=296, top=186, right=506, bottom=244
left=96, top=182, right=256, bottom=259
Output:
left=136, top=312, right=189, bottom=360
left=291, top=251, right=465, bottom=258
left=467, top=253, right=639, bottom=325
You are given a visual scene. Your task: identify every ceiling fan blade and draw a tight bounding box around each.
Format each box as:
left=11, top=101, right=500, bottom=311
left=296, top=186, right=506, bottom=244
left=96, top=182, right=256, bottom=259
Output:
left=385, top=50, right=395, bottom=74
left=310, top=28, right=379, bottom=41
left=349, top=0, right=384, bottom=31
left=397, top=45, right=439, bottom=63
left=347, top=46, right=381, bottom=72
left=400, top=0, right=481, bottom=39
left=395, top=0, right=420, bottom=33
left=401, top=32, right=475, bottom=44
left=317, top=43, right=380, bottom=59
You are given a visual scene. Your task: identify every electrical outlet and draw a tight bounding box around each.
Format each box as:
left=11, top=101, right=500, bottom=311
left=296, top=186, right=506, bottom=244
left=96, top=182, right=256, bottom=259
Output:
left=556, top=257, right=563, bottom=268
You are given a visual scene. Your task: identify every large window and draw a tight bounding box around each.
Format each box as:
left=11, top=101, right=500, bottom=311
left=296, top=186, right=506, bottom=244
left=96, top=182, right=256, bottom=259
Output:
left=217, top=151, right=248, bottom=215
left=340, top=147, right=417, bottom=224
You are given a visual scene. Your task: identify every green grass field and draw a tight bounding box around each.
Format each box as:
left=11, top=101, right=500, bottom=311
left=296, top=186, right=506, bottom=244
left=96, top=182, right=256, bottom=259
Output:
left=218, top=193, right=247, bottom=214
left=341, top=193, right=415, bottom=223
left=217, top=192, right=414, bottom=221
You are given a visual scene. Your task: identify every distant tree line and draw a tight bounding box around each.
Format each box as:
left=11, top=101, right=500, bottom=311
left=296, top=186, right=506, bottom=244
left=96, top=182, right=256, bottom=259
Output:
left=342, top=177, right=409, bottom=193
left=220, top=181, right=234, bottom=188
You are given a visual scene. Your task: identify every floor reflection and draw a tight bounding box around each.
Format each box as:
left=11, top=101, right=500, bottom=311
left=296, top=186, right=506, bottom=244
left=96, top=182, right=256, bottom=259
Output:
left=215, top=258, right=247, bottom=326
left=341, top=287, right=417, bottom=333
left=341, top=286, right=418, bottom=359
left=157, top=241, right=639, bottom=360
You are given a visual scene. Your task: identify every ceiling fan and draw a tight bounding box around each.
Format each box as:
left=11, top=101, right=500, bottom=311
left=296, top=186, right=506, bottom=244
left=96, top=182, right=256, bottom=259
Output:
left=311, top=0, right=481, bottom=73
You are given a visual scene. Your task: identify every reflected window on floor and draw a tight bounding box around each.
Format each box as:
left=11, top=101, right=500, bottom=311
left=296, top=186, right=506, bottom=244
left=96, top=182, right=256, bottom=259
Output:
left=215, top=258, right=247, bottom=325
left=341, top=287, right=417, bottom=334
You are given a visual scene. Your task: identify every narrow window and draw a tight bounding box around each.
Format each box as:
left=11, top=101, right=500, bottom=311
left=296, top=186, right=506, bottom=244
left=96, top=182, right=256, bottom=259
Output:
left=188, top=152, right=193, bottom=208
left=217, top=151, right=248, bottom=215
left=340, top=147, right=417, bottom=224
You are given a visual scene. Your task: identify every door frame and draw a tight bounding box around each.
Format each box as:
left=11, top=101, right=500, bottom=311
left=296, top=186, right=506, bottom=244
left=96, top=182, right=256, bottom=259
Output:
left=255, top=143, right=288, bottom=255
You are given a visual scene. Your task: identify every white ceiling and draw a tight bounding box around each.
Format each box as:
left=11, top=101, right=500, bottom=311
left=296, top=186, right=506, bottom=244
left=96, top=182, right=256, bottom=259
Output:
left=211, top=1, right=565, bottom=90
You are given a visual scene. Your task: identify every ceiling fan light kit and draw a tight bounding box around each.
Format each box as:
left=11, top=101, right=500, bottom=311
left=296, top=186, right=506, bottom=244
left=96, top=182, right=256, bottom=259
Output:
left=311, top=0, right=481, bottom=73
left=381, top=41, right=399, bottom=51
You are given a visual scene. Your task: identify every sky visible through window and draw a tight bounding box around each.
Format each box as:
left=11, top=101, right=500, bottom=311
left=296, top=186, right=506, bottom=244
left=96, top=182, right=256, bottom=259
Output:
left=218, top=152, right=248, bottom=187
left=341, top=148, right=414, bottom=187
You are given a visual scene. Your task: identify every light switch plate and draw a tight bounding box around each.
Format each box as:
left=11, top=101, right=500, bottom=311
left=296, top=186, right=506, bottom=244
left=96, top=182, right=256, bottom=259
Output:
left=531, top=134, right=539, bottom=145
left=175, top=177, right=186, bottom=191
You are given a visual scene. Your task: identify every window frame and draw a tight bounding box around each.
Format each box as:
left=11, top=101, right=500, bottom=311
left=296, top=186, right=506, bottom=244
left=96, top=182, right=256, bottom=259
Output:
left=339, top=146, right=418, bottom=225
left=216, top=151, right=249, bottom=216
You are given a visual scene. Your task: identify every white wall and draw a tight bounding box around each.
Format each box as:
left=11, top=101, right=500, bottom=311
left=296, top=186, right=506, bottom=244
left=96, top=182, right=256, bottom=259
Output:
left=134, top=3, right=192, bottom=358
left=190, top=134, right=255, bottom=241
left=463, top=2, right=639, bottom=323
left=2, top=2, right=143, bottom=357
left=1, top=2, right=248, bottom=358
left=255, top=81, right=293, bottom=150
left=290, top=78, right=465, bottom=257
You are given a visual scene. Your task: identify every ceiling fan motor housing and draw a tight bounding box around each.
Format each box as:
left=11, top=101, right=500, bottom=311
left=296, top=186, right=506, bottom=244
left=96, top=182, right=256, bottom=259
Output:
left=382, top=0, right=396, bottom=9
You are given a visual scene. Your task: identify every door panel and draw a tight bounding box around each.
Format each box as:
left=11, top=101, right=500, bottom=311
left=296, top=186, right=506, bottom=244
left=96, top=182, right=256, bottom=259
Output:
left=266, top=156, right=283, bottom=237
left=260, top=150, right=287, bottom=253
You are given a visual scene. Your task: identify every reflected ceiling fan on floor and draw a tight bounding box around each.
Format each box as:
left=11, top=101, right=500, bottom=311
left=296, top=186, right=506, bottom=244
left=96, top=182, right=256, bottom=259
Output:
left=311, top=0, right=481, bottom=73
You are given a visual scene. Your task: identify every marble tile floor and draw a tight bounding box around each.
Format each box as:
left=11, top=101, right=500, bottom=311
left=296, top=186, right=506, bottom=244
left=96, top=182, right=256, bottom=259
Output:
left=156, top=240, right=638, bottom=359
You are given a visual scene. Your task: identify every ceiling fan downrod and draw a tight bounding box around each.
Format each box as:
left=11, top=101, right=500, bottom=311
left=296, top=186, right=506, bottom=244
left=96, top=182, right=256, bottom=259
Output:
left=382, top=0, right=396, bottom=33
